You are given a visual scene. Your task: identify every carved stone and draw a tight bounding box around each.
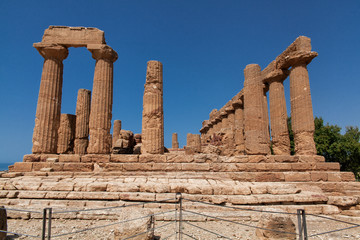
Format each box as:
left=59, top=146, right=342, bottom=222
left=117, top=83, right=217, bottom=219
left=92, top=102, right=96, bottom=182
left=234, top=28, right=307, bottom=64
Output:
left=87, top=45, right=118, bottom=154
left=74, top=89, right=91, bottom=154
left=172, top=133, right=179, bottom=149
left=32, top=45, right=68, bottom=153
left=57, top=114, right=76, bottom=154
left=112, top=120, right=122, bottom=147
left=141, top=61, right=164, bottom=154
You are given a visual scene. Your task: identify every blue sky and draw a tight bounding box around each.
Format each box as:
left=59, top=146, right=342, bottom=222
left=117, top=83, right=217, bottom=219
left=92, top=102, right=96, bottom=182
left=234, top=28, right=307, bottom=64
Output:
left=0, top=0, right=359, bottom=164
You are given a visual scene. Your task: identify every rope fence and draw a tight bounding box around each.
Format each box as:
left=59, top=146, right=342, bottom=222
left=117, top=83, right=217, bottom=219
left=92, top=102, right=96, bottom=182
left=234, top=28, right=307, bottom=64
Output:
left=1, top=193, right=360, bottom=239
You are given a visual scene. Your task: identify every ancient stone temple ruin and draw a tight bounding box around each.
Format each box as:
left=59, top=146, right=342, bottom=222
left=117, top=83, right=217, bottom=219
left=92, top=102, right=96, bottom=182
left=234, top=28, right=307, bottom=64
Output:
left=1, top=26, right=359, bottom=220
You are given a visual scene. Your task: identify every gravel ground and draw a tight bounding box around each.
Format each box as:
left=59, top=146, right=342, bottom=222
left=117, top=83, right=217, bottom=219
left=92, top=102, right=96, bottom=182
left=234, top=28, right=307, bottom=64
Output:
left=5, top=215, right=360, bottom=240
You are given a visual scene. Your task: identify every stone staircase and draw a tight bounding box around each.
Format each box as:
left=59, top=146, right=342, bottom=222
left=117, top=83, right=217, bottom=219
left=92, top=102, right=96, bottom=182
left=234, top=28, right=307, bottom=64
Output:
left=1, top=153, right=360, bottom=220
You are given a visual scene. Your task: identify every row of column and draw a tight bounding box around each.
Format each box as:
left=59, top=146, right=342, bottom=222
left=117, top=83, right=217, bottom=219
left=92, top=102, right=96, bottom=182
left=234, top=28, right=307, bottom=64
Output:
left=32, top=44, right=118, bottom=154
left=201, top=48, right=317, bottom=156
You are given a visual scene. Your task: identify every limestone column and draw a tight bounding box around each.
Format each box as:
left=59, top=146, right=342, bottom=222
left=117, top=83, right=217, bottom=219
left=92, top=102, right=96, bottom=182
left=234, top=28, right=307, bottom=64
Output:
left=243, top=64, right=270, bottom=155
left=263, top=85, right=271, bottom=146
left=32, top=44, right=68, bottom=153
left=141, top=61, right=164, bottom=154
left=87, top=45, right=118, bottom=154
left=266, top=70, right=290, bottom=155
left=74, top=89, right=91, bottom=154
left=290, top=57, right=317, bottom=155
left=186, top=133, right=201, bottom=153
left=57, top=114, right=76, bottom=154
left=225, top=106, right=235, bottom=131
left=220, top=111, right=228, bottom=132
left=112, top=120, right=122, bottom=147
left=172, top=133, right=179, bottom=149
left=232, top=100, right=245, bottom=154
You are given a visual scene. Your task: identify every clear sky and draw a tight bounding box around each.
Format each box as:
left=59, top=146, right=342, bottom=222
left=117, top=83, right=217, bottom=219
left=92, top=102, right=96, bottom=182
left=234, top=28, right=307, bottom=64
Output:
left=0, top=0, right=359, bottom=165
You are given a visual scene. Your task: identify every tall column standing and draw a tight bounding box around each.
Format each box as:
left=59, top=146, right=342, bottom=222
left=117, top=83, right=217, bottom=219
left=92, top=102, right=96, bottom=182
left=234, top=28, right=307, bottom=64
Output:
left=172, top=133, right=179, bottom=149
left=74, top=89, right=91, bottom=154
left=289, top=37, right=317, bottom=155
left=141, top=61, right=164, bottom=154
left=87, top=45, right=118, bottom=154
left=267, top=71, right=291, bottom=155
left=32, top=44, right=68, bottom=153
left=243, top=64, right=270, bottom=155
left=232, top=100, right=245, bottom=154
left=112, top=120, right=122, bottom=147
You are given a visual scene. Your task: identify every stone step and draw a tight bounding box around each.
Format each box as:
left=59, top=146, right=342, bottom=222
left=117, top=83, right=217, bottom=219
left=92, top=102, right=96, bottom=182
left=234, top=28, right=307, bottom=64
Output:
left=2, top=170, right=355, bottom=182
left=1, top=197, right=345, bottom=220
left=11, top=161, right=340, bottom=173
left=21, top=153, right=326, bottom=164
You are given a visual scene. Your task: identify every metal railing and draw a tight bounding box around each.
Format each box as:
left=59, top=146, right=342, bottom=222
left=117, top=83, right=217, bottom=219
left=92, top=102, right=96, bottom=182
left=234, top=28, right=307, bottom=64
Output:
left=1, top=193, right=360, bottom=239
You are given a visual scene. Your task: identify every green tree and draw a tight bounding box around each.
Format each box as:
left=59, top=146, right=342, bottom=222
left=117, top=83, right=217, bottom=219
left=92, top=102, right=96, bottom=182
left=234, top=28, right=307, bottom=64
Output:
left=287, top=117, right=360, bottom=179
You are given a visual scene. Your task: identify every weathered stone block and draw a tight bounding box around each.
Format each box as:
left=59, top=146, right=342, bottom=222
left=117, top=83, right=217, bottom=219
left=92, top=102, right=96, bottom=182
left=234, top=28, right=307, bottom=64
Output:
left=13, top=162, right=33, bottom=172
left=63, top=163, right=94, bottom=172
left=284, top=172, right=310, bottom=182
left=328, top=196, right=359, bottom=207
left=59, top=154, right=81, bottom=162
left=181, top=163, right=210, bottom=171
left=122, top=163, right=153, bottom=171
left=110, top=154, right=139, bottom=163
left=23, top=154, right=41, bottom=162
left=139, top=154, right=166, bottom=163
left=166, top=154, right=194, bottom=163
left=255, top=172, right=285, bottom=182
left=310, top=172, right=328, bottom=181
left=81, top=154, right=110, bottom=163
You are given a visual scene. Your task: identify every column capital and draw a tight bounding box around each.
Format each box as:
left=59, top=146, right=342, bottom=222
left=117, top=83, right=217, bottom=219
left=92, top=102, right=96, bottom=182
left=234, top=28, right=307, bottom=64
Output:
left=88, top=44, right=118, bottom=62
left=33, top=43, right=68, bottom=60
left=263, top=69, right=289, bottom=84
left=225, top=105, right=235, bottom=114
left=278, top=51, right=318, bottom=69
left=232, top=99, right=243, bottom=108
left=219, top=111, right=227, bottom=119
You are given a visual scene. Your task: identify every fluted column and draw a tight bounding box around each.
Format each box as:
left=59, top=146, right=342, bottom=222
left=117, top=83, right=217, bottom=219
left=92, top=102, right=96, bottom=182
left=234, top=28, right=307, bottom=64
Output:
left=57, top=114, right=76, bottom=154
left=266, top=70, right=290, bottom=155
left=243, top=64, right=270, bottom=155
left=112, top=120, right=122, bottom=147
left=141, top=61, right=164, bottom=154
left=74, top=89, right=91, bottom=154
left=220, top=111, right=228, bottom=132
left=32, top=44, right=68, bottom=153
left=290, top=59, right=317, bottom=155
left=87, top=45, right=118, bottom=154
left=172, top=133, right=179, bottom=149
left=232, top=100, right=245, bottom=154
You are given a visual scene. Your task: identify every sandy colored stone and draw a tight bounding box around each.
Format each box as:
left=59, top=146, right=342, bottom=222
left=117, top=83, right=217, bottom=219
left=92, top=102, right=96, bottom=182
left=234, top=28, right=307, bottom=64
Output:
left=41, top=26, right=105, bottom=47
left=32, top=45, right=68, bottom=154
left=87, top=45, right=118, bottom=154
left=114, top=208, right=154, bottom=240
left=243, top=64, right=270, bottom=155
left=256, top=212, right=296, bottom=240
left=81, top=154, right=110, bottom=163
left=172, top=133, right=179, bottom=149
left=141, top=61, right=164, bottom=154
left=186, top=133, right=201, bottom=154
left=267, top=71, right=290, bottom=155
left=110, top=154, right=139, bottom=163
left=13, top=163, right=33, bottom=172
left=58, top=154, right=81, bottom=163
left=57, top=114, right=76, bottom=154
left=112, top=120, right=121, bottom=147
left=74, top=89, right=91, bottom=154
left=63, top=163, right=94, bottom=172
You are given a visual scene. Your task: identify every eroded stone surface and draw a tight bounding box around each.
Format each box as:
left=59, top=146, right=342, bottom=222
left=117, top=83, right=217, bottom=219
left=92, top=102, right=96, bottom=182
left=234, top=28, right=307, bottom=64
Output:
left=74, top=89, right=91, bottom=154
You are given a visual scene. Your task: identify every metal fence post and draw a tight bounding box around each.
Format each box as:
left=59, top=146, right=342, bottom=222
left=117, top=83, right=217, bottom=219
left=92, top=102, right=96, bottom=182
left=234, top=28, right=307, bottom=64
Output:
left=42, top=208, right=47, bottom=240
left=47, top=208, right=52, bottom=240
left=176, top=193, right=183, bottom=240
left=297, top=209, right=303, bottom=240
left=301, top=210, right=308, bottom=240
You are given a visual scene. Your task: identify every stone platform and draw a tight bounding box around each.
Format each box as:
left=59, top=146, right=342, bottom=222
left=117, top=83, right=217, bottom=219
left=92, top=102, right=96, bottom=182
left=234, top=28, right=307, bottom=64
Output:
left=2, top=153, right=360, bottom=220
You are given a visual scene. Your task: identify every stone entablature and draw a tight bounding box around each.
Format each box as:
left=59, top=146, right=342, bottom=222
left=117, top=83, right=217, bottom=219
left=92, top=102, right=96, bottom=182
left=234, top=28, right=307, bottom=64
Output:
left=200, top=36, right=317, bottom=157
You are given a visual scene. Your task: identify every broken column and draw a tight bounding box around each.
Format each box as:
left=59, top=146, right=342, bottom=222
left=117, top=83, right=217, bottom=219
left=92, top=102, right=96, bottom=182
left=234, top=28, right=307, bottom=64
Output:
left=87, top=45, right=118, bottom=154
left=287, top=37, right=318, bottom=155
left=141, top=61, right=164, bottom=154
left=186, top=133, right=201, bottom=154
left=74, top=89, right=91, bottom=154
left=112, top=120, right=122, bottom=147
left=232, top=99, right=245, bottom=154
left=32, top=44, right=68, bottom=153
left=266, top=69, right=291, bottom=155
left=57, top=114, right=76, bottom=154
left=243, top=64, right=270, bottom=155
left=172, top=133, right=179, bottom=149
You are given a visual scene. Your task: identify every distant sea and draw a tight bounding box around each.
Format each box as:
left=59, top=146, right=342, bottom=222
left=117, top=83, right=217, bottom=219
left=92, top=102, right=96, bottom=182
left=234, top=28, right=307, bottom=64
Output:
left=0, top=163, right=13, bottom=171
